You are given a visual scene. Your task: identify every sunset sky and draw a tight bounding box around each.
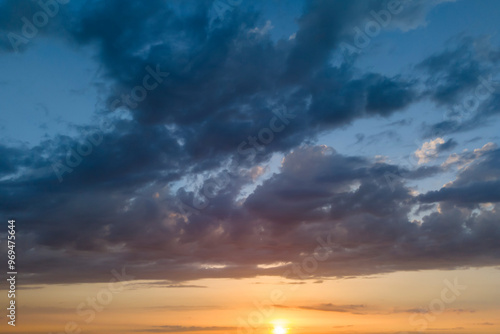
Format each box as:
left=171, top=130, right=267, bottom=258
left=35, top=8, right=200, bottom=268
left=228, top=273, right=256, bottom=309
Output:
left=1, top=0, right=500, bottom=333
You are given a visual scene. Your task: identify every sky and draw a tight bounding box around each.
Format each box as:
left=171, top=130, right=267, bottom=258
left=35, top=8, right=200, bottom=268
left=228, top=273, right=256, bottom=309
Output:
left=0, top=0, right=500, bottom=333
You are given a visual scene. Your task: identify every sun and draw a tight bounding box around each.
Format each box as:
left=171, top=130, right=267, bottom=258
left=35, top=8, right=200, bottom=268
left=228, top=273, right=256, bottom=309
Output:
left=272, top=325, right=288, bottom=334
left=270, top=318, right=290, bottom=334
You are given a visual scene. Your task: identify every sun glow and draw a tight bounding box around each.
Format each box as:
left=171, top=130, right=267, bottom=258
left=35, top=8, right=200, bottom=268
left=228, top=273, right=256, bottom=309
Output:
left=272, top=325, right=288, bottom=334
left=271, top=320, right=289, bottom=334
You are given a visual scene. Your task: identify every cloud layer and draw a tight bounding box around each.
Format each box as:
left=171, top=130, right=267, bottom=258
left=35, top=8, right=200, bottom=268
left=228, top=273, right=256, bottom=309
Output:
left=0, top=0, right=499, bottom=284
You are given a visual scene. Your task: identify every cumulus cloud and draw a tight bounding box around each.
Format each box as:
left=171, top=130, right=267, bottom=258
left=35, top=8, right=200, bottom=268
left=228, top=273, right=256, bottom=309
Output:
left=415, top=137, right=450, bottom=164
left=1, top=143, right=498, bottom=284
left=421, top=144, right=500, bottom=204
left=442, top=142, right=497, bottom=169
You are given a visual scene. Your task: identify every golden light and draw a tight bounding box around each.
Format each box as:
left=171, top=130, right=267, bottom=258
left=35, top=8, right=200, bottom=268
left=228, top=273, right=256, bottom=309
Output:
left=272, top=325, right=288, bottom=334
left=270, top=318, right=290, bottom=334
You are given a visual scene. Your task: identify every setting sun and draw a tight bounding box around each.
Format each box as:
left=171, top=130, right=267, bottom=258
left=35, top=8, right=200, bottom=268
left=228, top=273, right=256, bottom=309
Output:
left=272, top=325, right=288, bottom=334
left=271, top=320, right=289, bottom=334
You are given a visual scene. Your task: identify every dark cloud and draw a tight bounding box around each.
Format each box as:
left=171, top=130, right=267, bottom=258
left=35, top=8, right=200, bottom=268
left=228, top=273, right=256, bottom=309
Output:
left=0, top=0, right=71, bottom=52
left=2, top=142, right=498, bottom=284
left=418, top=36, right=500, bottom=137
left=436, top=138, right=458, bottom=152
left=1, top=0, right=424, bottom=162
left=417, top=39, right=486, bottom=106
left=420, top=146, right=500, bottom=204
left=64, top=0, right=419, bottom=162
left=0, top=1, right=499, bottom=285
left=419, top=180, right=500, bottom=204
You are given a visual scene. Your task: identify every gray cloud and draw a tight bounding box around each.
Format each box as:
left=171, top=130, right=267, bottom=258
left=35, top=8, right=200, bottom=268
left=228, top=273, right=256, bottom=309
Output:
left=418, top=36, right=500, bottom=137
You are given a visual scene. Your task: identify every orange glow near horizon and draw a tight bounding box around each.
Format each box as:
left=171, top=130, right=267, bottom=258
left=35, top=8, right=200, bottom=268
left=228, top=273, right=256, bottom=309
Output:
left=272, top=325, right=288, bottom=334
left=0, top=268, right=499, bottom=334
left=271, top=319, right=290, bottom=334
